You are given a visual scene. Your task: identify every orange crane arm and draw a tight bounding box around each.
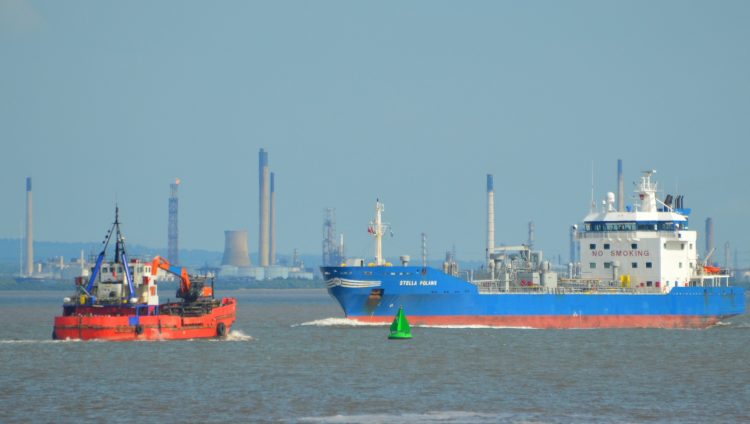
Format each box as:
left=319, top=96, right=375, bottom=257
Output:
left=151, top=256, right=191, bottom=297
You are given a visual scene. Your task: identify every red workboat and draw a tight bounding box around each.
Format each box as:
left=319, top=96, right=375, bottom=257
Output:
left=53, top=208, right=236, bottom=341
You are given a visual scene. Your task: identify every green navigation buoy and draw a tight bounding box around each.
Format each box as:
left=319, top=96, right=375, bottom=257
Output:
left=388, top=306, right=412, bottom=339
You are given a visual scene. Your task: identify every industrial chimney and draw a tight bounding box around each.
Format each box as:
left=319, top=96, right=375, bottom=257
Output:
left=569, top=224, right=578, bottom=265
left=270, top=172, right=276, bottom=265
left=705, top=217, right=715, bottom=258
left=258, top=149, right=270, bottom=267
left=486, top=174, right=495, bottom=267
left=617, top=159, right=624, bottom=212
left=25, top=177, right=33, bottom=276
left=168, top=179, right=180, bottom=265
left=222, top=230, right=251, bottom=267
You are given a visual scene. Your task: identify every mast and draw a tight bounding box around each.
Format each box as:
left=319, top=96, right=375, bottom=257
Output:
left=375, top=200, right=384, bottom=265
left=370, top=199, right=389, bottom=266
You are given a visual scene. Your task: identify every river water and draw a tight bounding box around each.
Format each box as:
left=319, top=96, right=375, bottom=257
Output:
left=0, top=289, right=747, bottom=423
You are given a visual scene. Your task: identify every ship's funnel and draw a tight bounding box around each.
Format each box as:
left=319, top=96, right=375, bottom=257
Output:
left=222, top=230, right=251, bottom=267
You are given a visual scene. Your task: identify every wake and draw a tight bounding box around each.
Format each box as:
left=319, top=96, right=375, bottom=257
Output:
left=294, top=317, right=387, bottom=327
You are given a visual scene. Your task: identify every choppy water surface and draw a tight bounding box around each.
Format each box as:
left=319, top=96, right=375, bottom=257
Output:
left=0, top=289, right=747, bottom=423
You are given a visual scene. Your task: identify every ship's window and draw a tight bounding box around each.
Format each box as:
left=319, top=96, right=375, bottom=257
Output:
left=102, top=267, right=108, bottom=273
left=631, top=243, right=638, bottom=249
left=128, top=266, right=133, bottom=275
left=647, top=281, right=653, bottom=287
left=681, top=244, right=685, bottom=250
left=604, top=243, right=610, bottom=250
left=690, top=262, right=694, bottom=268
left=589, top=262, right=596, bottom=269
left=589, top=244, right=596, bottom=250
left=646, top=262, right=652, bottom=268
left=679, top=262, right=683, bottom=268
left=632, top=262, right=638, bottom=268
left=690, top=243, right=693, bottom=250
left=604, top=262, right=611, bottom=269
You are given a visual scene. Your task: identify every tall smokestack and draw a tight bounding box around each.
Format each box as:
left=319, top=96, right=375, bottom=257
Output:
left=617, top=159, right=624, bottom=212
left=528, top=221, right=535, bottom=250
left=258, top=149, right=270, bottom=267
left=269, top=172, right=276, bottom=266
left=222, top=230, right=251, bottom=267
left=168, top=179, right=180, bottom=265
left=25, top=177, right=33, bottom=276
left=569, top=224, right=578, bottom=264
left=487, top=174, right=494, bottom=267
left=705, top=217, right=715, bottom=259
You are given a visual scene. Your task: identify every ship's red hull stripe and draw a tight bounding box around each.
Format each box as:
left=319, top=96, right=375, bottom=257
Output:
left=52, top=300, right=236, bottom=341
left=349, top=314, right=721, bottom=329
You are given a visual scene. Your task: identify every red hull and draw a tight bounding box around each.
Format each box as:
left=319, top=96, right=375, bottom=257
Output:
left=53, top=298, right=237, bottom=341
left=349, top=314, right=720, bottom=329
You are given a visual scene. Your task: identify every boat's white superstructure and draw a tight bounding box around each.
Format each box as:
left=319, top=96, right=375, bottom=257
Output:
left=579, top=170, right=724, bottom=291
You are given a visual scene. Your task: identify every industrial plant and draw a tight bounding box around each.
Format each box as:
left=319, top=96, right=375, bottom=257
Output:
left=217, top=148, right=313, bottom=281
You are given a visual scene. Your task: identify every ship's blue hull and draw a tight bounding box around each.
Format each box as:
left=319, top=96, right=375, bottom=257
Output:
left=321, top=266, right=745, bottom=328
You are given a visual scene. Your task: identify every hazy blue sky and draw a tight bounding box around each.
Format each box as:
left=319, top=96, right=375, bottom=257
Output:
left=2, top=1, right=749, bottom=265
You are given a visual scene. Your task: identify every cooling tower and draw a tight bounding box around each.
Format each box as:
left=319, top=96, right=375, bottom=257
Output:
left=259, top=149, right=270, bottom=267
left=25, top=177, right=33, bottom=276
left=222, top=230, right=251, bottom=267
left=486, top=174, right=494, bottom=267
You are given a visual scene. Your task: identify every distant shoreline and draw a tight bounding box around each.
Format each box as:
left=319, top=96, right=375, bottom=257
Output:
left=0, top=278, right=326, bottom=291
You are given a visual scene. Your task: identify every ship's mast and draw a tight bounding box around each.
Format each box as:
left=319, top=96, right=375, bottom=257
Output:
left=637, top=170, right=658, bottom=213
left=370, top=199, right=389, bottom=265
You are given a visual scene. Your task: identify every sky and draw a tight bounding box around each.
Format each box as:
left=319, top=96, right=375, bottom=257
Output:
left=1, top=1, right=749, bottom=266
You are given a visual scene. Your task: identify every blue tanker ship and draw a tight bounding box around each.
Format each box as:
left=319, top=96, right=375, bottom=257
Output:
left=322, top=169, right=745, bottom=329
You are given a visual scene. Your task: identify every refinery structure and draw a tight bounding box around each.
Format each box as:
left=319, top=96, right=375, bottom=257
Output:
left=217, top=148, right=313, bottom=280
left=10, top=157, right=747, bottom=285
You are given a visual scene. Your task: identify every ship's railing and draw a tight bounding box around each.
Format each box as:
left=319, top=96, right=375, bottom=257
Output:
left=474, top=282, right=663, bottom=295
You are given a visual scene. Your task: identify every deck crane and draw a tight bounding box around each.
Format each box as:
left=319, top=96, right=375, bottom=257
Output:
left=150, top=256, right=213, bottom=302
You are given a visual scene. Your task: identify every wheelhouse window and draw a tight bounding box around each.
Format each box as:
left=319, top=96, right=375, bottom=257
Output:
left=604, top=262, right=611, bottom=269
left=631, top=243, right=638, bottom=249
left=604, top=243, right=610, bottom=250
left=646, top=262, right=652, bottom=268
left=631, top=262, right=638, bottom=268
left=589, top=244, right=596, bottom=250
left=585, top=222, right=637, bottom=232
left=590, top=262, right=596, bottom=269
